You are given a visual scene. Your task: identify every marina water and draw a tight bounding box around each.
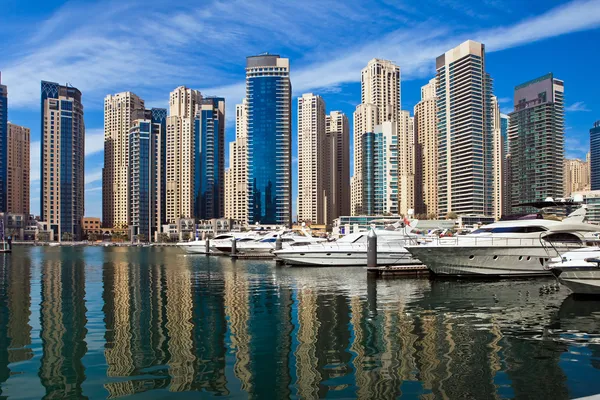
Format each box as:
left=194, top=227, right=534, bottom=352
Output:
left=0, top=246, right=599, bottom=399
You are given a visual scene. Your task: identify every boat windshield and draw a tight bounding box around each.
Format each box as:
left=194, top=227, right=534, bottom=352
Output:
left=471, top=226, right=547, bottom=234
left=214, top=235, right=233, bottom=240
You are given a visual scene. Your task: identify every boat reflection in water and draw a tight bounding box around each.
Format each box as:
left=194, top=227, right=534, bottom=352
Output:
left=0, top=247, right=600, bottom=398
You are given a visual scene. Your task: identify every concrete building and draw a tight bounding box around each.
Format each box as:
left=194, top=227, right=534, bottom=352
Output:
left=82, top=217, right=102, bottom=236
left=436, top=40, right=494, bottom=217
left=564, top=156, right=590, bottom=196
left=246, top=54, right=292, bottom=226
left=351, top=103, right=378, bottom=215
left=102, top=92, right=144, bottom=229
left=501, top=113, right=510, bottom=216
left=0, top=73, right=7, bottom=212
left=491, top=96, right=506, bottom=220
left=224, top=100, right=248, bottom=225
left=166, top=86, right=202, bottom=222
left=7, top=123, right=29, bottom=215
left=591, top=121, right=600, bottom=190
left=398, top=110, right=415, bottom=216
left=297, top=93, right=326, bottom=224
left=41, top=81, right=85, bottom=240
left=508, top=73, right=564, bottom=214
left=324, top=111, right=350, bottom=224
left=571, top=190, right=600, bottom=224
left=194, top=97, right=225, bottom=220
left=414, top=78, right=438, bottom=217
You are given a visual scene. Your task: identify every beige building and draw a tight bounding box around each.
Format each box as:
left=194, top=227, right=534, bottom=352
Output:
left=414, top=78, right=438, bottom=217
left=166, top=86, right=202, bottom=223
left=491, top=96, right=503, bottom=220
left=224, top=100, right=248, bottom=224
left=102, top=92, right=144, bottom=228
left=351, top=103, right=378, bottom=215
left=398, top=110, right=415, bottom=216
left=324, top=111, right=350, bottom=223
left=297, top=93, right=326, bottom=224
left=7, top=123, right=29, bottom=216
left=564, top=156, right=590, bottom=196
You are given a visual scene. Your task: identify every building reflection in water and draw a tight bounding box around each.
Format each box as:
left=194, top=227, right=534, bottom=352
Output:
left=38, top=248, right=88, bottom=399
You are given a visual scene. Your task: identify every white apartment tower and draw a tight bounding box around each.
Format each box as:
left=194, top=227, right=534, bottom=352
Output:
left=297, top=93, right=326, bottom=224
left=398, top=110, right=415, bottom=216
left=225, top=100, right=249, bottom=224
left=436, top=40, right=494, bottom=217
left=491, top=95, right=505, bottom=220
left=166, top=86, right=202, bottom=222
left=103, top=92, right=144, bottom=228
left=414, top=78, right=438, bottom=217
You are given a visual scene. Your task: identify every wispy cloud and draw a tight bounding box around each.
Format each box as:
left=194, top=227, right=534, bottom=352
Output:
left=85, top=128, right=104, bottom=155
left=565, top=101, right=591, bottom=112
left=565, top=135, right=590, bottom=159
left=85, top=169, right=103, bottom=185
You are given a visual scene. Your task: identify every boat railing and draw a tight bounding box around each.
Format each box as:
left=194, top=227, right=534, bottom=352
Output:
left=433, top=236, right=586, bottom=248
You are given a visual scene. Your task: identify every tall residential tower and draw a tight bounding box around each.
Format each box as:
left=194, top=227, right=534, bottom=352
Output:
left=324, top=111, right=350, bottom=223
left=0, top=74, right=7, bottom=212
left=591, top=121, right=600, bottom=190
left=7, top=123, right=30, bottom=215
left=225, top=100, right=249, bottom=224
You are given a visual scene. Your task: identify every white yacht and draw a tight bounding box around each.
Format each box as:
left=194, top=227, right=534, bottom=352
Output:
left=273, top=229, right=422, bottom=267
left=230, top=231, right=327, bottom=254
left=548, top=247, right=600, bottom=295
left=177, top=232, right=251, bottom=254
left=405, top=207, right=600, bottom=278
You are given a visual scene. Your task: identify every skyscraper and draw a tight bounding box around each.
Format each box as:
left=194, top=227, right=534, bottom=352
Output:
left=41, top=81, right=85, bottom=240
left=324, top=111, right=350, bottom=223
left=491, top=95, right=506, bottom=220
left=246, top=54, right=291, bottom=226
left=564, top=157, right=590, bottom=196
left=508, top=73, right=564, bottom=214
left=414, top=78, right=438, bottom=217
left=0, top=73, right=7, bottom=212
left=128, top=108, right=166, bottom=241
left=398, top=110, right=415, bottom=216
left=166, top=86, right=202, bottom=222
left=501, top=113, right=510, bottom=217
left=297, top=93, right=325, bottom=224
left=7, top=123, right=30, bottom=215
left=194, top=97, right=225, bottom=220
left=103, top=92, right=144, bottom=228
left=436, top=40, right=494, bottom=217
left=225, top=100, right=248, bottom=224
left=591, top=121, right=600, bottom=190
left=351, top=59, right=400, bottom=216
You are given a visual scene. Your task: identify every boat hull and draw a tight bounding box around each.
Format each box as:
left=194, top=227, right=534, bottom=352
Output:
left=406, top=246, right=554, bottom=277
left=275, top=249, right=420, bottom=267
left=554, top=268, right=600, bottom=295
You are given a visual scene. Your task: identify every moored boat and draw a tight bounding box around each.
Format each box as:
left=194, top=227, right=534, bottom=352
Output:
left=549, top=247, right=600, bottom=295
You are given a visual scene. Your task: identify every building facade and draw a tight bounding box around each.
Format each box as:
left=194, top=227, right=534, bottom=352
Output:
left=7, top=123, right=29, bottom=215
left=436, top=40, right=494, bottom=217
left=351, top=103, right=378, bottom=215
left=0, top=74, right=7, bottom=212
left=398, top=110, right=415, bottom=216
left=41, top=81, right=85, bottom=240
left=501, top=113, right=510, bottom=216
left=491, top=96, right=506, bottom=220
left=194, top=97, right=225, bottom=220
left=166, top=86, right=202, bottom=222
left=102, top=92, right=145, bottom=228
left=224, top=101, right=248, bottom=224
left=324, top=111, right=350, bottom=224
left=246, top=55, right=291, bottom=226
left=414, top=78, right=438, bottom=217
left=297, top=93, right=325, bottom=224
left=591, top=121, right=600, bottom=190
left=508, top=73, right=564, bottom=214
left=564, top=157, right=590, bottom=196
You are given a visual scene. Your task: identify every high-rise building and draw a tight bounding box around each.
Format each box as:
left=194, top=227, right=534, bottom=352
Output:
left=7, top=123, right=30, bottom=215
left=491, top=95, right=506, bottom=220
left=414, top=78, right=438, bottom=217
left=591, top=121, right=600, bottom=190
left=436, top=40, right=494, bottom=217
left=0, top=73, right=7, bottom=212
left=398, top=110, right=415, bottom=216
left=508, top=73, right=564, bottom=214
left=128, top=108, right=166, bottom=241
left=41, top=81, right=85, bottom=240
left=225, top=101, right=248, bottom=224
left=501, top=113, right=510, bottom=216
left=351, top=59, right=400, bottom=216
left=246, top=54, right=291, bottom=226
left=564, top=157, right=590, bottom=196
left=324, top=111, right=350, bottom=224
left=102, top=92, right=145, bottom=228
left=194, top=97, right=225, bottom=220
left=297, top=93, right=325, bottom=224
left=166, top=86, right=202, bottom=223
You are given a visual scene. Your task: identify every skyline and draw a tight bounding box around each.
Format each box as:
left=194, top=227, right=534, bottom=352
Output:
left=1, top=0, right=600, bottom=217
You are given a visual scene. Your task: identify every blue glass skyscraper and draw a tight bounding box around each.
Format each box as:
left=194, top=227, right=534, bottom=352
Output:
left=194, top=97, right=225, bottom=220
left=246, top=55, right=291, bottom=226
left=0, top=74, right=7, bottom=213
left=591, top=121, right=600, bottom=190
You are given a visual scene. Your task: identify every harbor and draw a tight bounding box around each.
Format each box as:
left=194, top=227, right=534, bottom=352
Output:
left=0, top=245, right=599, bottom=398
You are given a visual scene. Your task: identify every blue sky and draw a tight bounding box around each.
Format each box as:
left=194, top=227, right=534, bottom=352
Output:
left=1, top=0, right=599, bottom=218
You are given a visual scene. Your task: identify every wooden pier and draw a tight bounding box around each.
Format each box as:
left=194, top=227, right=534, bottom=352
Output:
left=367, top=264, right=430, bottom=277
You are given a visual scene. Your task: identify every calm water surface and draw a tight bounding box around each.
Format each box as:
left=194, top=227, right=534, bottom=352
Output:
left=1, top=246, right=600, bottom=399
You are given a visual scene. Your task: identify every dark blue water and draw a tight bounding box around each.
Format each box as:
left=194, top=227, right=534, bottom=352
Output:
left=0, top=246, right=599, bottom=399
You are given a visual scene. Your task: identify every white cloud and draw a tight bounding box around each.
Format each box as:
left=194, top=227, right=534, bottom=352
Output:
left=85, top=169, right=103, bottom=185
left=565, top=101, right=591, bottom=112
left=85, top=128, right=104, bottom=155
left=30, top=141, right=40, bottom=181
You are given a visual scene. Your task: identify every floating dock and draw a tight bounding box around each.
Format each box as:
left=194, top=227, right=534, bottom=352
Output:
left=367, top=264, right=430, bottom=277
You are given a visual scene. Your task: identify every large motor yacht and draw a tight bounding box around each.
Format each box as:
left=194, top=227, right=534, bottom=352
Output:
left=273, top=228, right=421, bottom=267
left=230, top=231, right=327, bottom=254
left=548, top=247, right=600, bottom=295
left=405, top=206, right=600, bottom=278
left=177, top=232, right=254, bottom=254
